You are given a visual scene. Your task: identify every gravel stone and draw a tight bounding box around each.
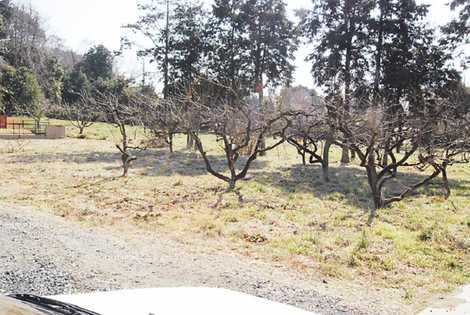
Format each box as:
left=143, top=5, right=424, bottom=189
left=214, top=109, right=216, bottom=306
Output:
left=0, top=203, right=407, bottom=314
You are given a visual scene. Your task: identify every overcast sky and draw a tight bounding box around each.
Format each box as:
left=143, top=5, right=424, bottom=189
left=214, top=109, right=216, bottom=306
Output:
left=15, top=0, right=469, bottom=89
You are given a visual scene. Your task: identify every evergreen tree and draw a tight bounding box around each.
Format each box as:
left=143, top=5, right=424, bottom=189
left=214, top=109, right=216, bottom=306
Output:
left=79, top=45, right=114, bottom=82
left=207, top=0, right=251, bottom=96
left=243, top=0, right=298, bottom=95
left=62, top=68, right=91, bottom=104
left=168, top=0, right=207, bottom=94
left=300, top=0, right=373, bottom=99
left=442, top=0, right=469, bottom=75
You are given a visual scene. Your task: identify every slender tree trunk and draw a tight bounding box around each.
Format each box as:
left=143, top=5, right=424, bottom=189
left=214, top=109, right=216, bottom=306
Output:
left=258, top=76, right=266, bottom=156
left=350, top=149, right=356, bottom=161
left=168, top=131, right=174, bottom=154
left=301, top=136, right=307, bottom=166
left=341, top=147, right=350, bottom=164
left=118, top=125, right=136, bottom=177
left=163, top=0, right=170, bottom=100
left=365, top=151, right=382, bottom=225
left=186, top=132, right=194, bottom=150
left=442, top=166, right=451, bottom=199
left=341, top=6, right=353, bottom=165
left=374, top=3, right=384, bottom=99
left=322, top=139, right=332, bottom=183
left=383, top=135, right=390, bottom=166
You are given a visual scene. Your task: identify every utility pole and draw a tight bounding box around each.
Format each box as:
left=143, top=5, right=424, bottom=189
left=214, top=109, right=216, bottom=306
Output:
left=163, top=0, right=169, bottom=100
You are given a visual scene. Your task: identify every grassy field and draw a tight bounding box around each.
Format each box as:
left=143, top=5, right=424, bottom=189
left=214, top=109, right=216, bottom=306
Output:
left=1, top=121, right=469, bottom=310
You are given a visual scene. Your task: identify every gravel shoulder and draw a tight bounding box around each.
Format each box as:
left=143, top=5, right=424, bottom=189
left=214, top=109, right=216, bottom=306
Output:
left=0, top=203, right=411, bottom=315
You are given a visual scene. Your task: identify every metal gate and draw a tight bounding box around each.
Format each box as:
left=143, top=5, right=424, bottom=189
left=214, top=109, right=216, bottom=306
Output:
left=0, top=117, right=49, bottom=137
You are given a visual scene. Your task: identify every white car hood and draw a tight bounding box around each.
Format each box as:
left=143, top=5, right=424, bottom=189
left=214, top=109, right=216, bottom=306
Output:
left=52, top=287, right=317, bottom=315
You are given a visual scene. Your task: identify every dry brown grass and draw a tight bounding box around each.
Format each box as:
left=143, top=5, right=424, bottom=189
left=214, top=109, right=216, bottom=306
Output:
left=1, top=132, right=469, bottom=311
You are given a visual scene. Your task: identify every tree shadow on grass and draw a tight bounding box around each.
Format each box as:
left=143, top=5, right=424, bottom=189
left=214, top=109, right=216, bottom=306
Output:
left=254, top=163, right=470, bottom=211
left=132, top=150, right=268, bottom=178
left=7, top=148, right=267, bottom=178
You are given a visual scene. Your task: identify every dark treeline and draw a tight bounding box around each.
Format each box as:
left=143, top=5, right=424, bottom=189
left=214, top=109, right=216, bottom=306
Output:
left=0, top=0, right=467, bottom=117
left=0, top=0, right=137, bottom=119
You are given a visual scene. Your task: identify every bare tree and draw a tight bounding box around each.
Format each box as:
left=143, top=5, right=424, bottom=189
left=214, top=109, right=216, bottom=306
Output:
left=95, top=91, right=144, bottom=177
left=178, top=89, right=296, bottom=190
left=330, top=97, right=470, bottom=224
left=141, top=96, right=181, bottom=153
left=62, top=93, right=98, bottom=137
left=286, top=102, right=332, bottom=182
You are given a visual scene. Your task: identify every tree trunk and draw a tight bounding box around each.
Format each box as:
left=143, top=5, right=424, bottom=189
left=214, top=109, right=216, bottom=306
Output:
left=228, top=178, right=236, bottom=190
left=366, top=167, right=382, bottom=209
left=301, top=136, right=307, bottom=166
left=163, top=0, right=170, bottom=100
left=121, top=152, right=136, bottom=177
left=122, top=155, right=130, bottom=177
left=258, top=78, right=266, bottom=156
left=383, top=135, right=390, bottom=166
left=341, top=147, right=350, bottom=164
left=341, top=6, right=353, bottom=165
left=365, top=151, right=382, bottom=225
left=322, top=139, right=332, bottom=183
left=373, top=3, right=384, bottom=99
left=186, top=132, right=194, bottom=150
left=168, top=132, right=174, bottom=154
left=442, top=167, right=451, bottom=199
left=350, top=149, right=356, bottom=161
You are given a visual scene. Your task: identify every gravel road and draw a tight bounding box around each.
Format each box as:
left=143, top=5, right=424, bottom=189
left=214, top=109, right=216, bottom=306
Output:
left=0, top=203, right=409, bottom=315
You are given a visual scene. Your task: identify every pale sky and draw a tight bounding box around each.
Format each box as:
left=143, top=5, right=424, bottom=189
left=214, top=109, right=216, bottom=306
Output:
left=15, top=0, right=469, bottom=88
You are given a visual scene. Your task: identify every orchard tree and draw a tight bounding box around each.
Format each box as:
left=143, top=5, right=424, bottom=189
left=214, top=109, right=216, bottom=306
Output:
left=95, top=85, right=145, bottom=177
left=330, top=97, right=470, bottom=224
left=178, top=81, right=297, bottom=190
left=141, top=96, right=180, bottom=153
left=62, top=92, right=98, bottom=137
